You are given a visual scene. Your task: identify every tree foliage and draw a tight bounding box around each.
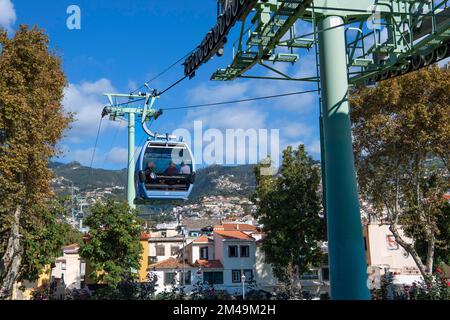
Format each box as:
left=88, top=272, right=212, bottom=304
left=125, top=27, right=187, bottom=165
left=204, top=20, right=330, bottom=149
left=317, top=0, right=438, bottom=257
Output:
left=0, top=25, right=71, bottom=298
left=253, top=145, right=326, bottom=297
left=350, top=66, right=450, bottom=278
left=79, top=201, right=143, bottom=288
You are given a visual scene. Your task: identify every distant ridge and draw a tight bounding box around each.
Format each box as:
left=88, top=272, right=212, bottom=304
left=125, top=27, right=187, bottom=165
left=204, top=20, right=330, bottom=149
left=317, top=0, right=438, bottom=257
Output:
left=50, top=162, right=257, bottom=202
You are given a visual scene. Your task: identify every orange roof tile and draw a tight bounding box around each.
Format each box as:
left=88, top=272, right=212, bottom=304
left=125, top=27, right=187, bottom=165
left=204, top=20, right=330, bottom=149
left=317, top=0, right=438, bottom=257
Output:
left=148, top=257, right=194, bottom=270
left=195, top=259, right=223, bottom=269
left=140, top=233, right=151, bottom=240
left=214, top=230, right=254, bottom=240
left=214, top=223, right=258, bottom=232
left=193, top=236, right=213, bottom=244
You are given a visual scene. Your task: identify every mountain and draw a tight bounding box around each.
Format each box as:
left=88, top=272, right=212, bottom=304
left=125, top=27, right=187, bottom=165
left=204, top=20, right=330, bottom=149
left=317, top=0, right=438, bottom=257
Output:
left=51, top=161, right=127, bottom=190
left=50, top=162, right=257, bottom=202
left=189, top=164, right=256, bottom=202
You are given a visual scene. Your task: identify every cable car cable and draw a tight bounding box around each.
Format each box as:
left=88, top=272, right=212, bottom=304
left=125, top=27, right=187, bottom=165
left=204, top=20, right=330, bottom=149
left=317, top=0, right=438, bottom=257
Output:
left=130, top=50, right=195, bottom=94
left=162, top=89, right=320, bottom=111
left=157, top=75, right=188, bottom=97
left=89, top=116, right=104, bottom=183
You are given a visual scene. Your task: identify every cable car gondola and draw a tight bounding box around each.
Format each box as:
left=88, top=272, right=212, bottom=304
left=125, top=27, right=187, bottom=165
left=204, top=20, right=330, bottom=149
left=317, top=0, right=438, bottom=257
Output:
left=136, top=138, right=196, bottom=200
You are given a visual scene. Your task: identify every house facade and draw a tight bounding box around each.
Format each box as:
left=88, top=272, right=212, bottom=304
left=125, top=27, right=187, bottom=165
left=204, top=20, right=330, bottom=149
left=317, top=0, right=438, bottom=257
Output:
left=147, top=224, right=257, bottom=295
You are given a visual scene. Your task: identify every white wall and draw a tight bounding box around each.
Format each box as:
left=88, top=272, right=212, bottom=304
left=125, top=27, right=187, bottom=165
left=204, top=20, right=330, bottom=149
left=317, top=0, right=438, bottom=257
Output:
left=191, top=243, right=215, bottom=263
left=255, top=246, right=278, bottom=290
left=149, top=240, right=184, bottom=262
left=366, top=224, right=419, bottom=272
left=213, top=235, right=256, bottom=290
left=52, top=254, right=83, bottom=290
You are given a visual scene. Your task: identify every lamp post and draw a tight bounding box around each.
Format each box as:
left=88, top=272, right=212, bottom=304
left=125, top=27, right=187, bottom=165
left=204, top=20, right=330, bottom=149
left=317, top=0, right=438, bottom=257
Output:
left=241, top=274, right=246, bottom=300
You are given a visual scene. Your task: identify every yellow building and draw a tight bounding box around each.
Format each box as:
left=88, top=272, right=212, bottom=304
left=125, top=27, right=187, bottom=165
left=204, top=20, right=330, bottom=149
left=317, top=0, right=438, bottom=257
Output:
left=138, top=234, right=151, bottom=282
left=12, top=265, right=51, bottom=300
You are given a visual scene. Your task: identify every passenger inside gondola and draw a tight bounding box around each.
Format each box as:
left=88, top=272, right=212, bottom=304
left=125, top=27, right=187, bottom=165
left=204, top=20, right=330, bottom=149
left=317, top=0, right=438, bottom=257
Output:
left=141, top=145, right=194, bottom=191
left=179, top=161, right=191, bottom=174
left=164, top=161, right=178, bottom=175
left=145, top=161, right=156, bottom=180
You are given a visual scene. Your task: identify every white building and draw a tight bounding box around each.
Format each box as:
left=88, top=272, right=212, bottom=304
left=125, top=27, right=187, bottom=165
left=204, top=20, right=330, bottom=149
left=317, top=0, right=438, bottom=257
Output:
left=51, top=244, right=86, bottom=299
left=147, top=225, right=257, bottom=295
left=363, top=222, right=423, bottom=288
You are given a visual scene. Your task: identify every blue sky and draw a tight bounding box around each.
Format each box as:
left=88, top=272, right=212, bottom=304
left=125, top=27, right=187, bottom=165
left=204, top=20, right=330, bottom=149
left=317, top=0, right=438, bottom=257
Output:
left=1, top=0, right=322, bottom=169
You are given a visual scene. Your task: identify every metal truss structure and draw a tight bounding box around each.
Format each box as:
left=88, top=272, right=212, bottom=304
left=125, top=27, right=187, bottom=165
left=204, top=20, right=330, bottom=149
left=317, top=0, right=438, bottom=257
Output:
left=211, top=0, right=449, bottom=85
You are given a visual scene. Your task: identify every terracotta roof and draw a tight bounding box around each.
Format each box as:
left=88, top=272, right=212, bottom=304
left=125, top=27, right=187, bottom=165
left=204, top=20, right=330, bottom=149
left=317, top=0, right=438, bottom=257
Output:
left=213, top=223, right=258, bottom=232
left=148, top=257, right=194, bottom=270
left=195, top=259, right=224, bottom=269
left=140, top=233, right=151, bottom=240
left=214, top=230, right=254, bottom=240
left=193, top=236, right=213, bottom=244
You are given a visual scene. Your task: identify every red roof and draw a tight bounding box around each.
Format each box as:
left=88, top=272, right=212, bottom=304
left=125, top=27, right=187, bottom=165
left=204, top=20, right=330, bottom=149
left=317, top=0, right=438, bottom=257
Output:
left=148, top=257, right=194, bottom=270
left=213, top=223, right=258, bottom=232
left=140, top=233, right=151, bottom=240
left=195, top=259, right=223, bottom=269
left=214, top=230, right=254, bottom=240
left=193, top=236, right=213, bottom=244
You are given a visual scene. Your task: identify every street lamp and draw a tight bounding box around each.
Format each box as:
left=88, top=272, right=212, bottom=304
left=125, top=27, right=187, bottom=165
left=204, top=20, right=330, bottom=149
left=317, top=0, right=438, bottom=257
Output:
left=241, top=274, right=246, bottom=300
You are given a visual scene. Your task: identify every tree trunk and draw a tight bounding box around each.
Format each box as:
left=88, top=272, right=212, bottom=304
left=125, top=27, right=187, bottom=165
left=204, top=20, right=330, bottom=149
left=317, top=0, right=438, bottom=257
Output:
left=0, top=206, right=23, bottom=299
left=425, top=232, right=435, bottom=274
left=389, top=223, right=430, bottom=279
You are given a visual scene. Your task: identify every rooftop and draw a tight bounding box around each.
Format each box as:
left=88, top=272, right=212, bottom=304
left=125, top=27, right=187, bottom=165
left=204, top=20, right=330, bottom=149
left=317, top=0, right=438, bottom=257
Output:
left=195, top=259, right=224, bottom=269
left=148, top=257, right=194, bottom=270
left=214, top=223, right=258, bottom=232
left=214, top=230, right=254, bottom=240
left=192, top=236, right=213, bottom=244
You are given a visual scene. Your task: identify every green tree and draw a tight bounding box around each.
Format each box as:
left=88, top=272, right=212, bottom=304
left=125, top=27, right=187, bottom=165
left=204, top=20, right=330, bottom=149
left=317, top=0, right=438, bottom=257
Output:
left=253, top=145, right=326, bottom=297
left=350, top=66, right=450, bottom=279
left=0, top=26, right=71, bottom=298
left=79, top=201, right=143, bottom=288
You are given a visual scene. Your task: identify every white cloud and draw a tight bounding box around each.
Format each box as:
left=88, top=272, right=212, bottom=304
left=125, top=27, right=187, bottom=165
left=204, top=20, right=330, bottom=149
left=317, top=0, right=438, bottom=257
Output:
left=0, top=0, right=16, bottom=33
left=277, top=121, right=313, bottom=139
left=63, top=78, right=124, bottom=143
left=306, top=139, right=321, bottom=155
left=104, top=147, right=128, bottom=165
left=59, top=146, right=129, bottom=168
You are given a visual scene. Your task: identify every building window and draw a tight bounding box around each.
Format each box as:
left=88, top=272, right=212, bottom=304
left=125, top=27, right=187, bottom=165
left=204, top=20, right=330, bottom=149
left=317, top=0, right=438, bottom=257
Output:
left=240, top=245, right=250, bottom=257
left=183, top=271, right=192, bottom=285
left=232, top=270, right=241, bottom=283
left=161, top=231, right=167, bottom=238
left=171, top=246, right=179, bottom=256
left=203, top=271, right=223, bottom=285
left=61, top=262, right=66, bottom=271
left=228, top=245, right=238, bottom=258
left=200, top=247, right=209, bottom=260
left=322, top=267, right=330, bottom=281
left=156, top=245, right=165, bottom=256
left=243, top=269, right=253, bottom=282
left=164, top=272, right=176, bottom=285
left=148, top=256, right=157, bottom=265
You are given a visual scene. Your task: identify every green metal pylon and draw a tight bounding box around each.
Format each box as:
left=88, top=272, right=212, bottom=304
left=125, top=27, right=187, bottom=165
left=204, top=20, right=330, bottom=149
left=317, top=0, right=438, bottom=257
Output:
left=127, top=112, right=136, bottom=210
left=317, top=16, right=370, bottom=300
